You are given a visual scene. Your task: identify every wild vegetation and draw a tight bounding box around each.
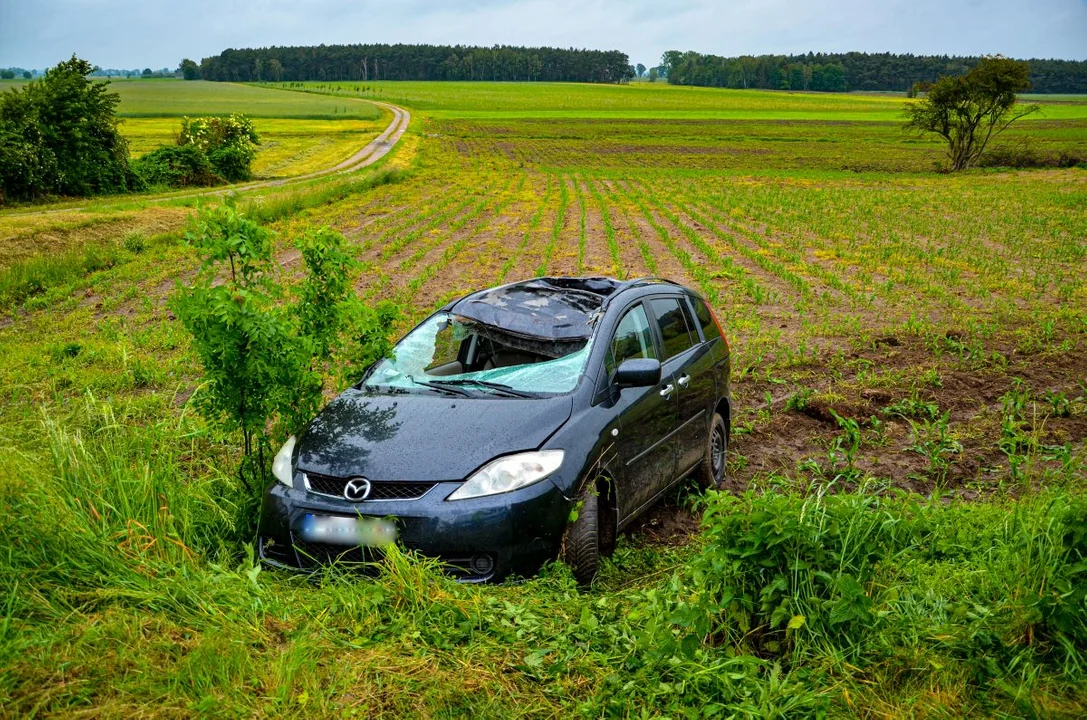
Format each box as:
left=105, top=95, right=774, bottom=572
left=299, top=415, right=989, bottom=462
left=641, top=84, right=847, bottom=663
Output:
left=0, top=72, right=391, bottom=202
left=0, top=79, right=1084, bottom=716
left=0, top=56, right=136, bottom=202
left=903, top=57, right=1040, bottom=171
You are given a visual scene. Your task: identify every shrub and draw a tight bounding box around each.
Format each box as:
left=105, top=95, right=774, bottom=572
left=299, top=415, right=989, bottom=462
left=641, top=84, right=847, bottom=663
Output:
left=207, top=144, right=254, bottom=182
left=978, top=142, right=1085, bottom=169
left=0, top=55, right=136, bottom=202
left=171, top=200, right=397, bottom=492
left=178, top=114, right=260, bottom=182
left=131, top=145, right=221, bottom=188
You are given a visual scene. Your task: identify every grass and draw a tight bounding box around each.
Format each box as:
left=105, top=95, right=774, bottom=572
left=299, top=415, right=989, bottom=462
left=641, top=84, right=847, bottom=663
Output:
left=122, top=116, right=389, bottom=178
left=266, top=80, right=1087, bottom=120
left=109, top=79, right=382, bottom=119
left=0, top=79, right=1086, bottom=716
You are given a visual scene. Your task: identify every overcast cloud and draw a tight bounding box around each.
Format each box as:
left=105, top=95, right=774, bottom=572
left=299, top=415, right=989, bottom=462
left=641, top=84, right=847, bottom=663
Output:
left=2, top=0, right=1085, bottom=70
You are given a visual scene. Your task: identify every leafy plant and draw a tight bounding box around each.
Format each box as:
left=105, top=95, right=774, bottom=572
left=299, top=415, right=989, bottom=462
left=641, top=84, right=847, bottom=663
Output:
left=884, top=392, right=941, bottom=420
left=131, top=144, right=221, bottom=188
left=828, top=409, right=863, bottom=480
left=0, top=55, right=136, bottom=202
left=171, top=200, right=397, bottom=491
left=178, top=114, right=260, bottom=182
left=907, top=410, right=963, bottom=478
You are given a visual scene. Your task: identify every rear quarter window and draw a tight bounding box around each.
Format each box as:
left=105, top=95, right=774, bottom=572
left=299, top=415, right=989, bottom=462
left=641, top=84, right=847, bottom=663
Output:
left=692, top=297, right=722, bottom=341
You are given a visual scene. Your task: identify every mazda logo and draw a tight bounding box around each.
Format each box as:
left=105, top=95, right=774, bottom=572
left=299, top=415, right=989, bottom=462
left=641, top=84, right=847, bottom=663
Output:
left=343, top=477, right=371, bottom=502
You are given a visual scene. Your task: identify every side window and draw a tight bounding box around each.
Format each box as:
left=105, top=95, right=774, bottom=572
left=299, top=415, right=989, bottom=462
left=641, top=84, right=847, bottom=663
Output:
left=606, top=304, right=657, bottom=377
left=692, top=297, right=722, bottom=341
left=649, top=297, right=697, bottom=360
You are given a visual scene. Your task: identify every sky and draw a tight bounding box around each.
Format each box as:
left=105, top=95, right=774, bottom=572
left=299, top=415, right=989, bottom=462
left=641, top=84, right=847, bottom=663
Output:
left=2, top=0, right=1085, bottom=70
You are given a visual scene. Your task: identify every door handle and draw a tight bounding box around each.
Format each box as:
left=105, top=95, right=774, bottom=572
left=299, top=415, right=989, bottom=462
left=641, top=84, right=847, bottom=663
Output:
left=677, top=374, right=690, bottom=388
left=660, top=383, right=675, bottom=398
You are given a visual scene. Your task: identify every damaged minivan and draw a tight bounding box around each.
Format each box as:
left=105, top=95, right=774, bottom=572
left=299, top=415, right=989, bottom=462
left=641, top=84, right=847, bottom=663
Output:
left=259, top=276, right=731, bottom=584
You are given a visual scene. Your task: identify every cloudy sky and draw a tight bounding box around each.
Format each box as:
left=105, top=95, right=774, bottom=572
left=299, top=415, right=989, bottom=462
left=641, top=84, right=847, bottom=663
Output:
left=2, top=0, right=1085, bottom=70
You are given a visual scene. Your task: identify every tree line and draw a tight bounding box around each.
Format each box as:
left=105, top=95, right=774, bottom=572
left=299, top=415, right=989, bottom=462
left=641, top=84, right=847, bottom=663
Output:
left=661, top=51, right=1087, bottom=94
left=196, top=44, right=633, bottom=83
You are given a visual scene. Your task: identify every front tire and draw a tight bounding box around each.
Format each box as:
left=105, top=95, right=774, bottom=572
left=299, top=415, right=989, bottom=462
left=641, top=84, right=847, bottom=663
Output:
left=562, top=483, right=600, bottom=587
left=700, top=412, right=728, bottom=490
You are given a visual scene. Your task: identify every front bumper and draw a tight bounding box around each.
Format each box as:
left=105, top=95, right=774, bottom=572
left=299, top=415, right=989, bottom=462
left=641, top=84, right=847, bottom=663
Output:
left=257, top=475, right=572, bottom=582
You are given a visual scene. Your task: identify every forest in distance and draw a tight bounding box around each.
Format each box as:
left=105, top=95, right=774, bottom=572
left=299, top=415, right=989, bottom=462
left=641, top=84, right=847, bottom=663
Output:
left=193, top=42, right=1087, bottom=93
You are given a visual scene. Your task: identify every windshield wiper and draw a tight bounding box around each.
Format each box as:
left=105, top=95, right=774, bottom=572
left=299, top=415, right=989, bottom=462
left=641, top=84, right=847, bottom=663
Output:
left=430, top=379, right=533, bottom=398
left=407, top=376, right=472, bottom=397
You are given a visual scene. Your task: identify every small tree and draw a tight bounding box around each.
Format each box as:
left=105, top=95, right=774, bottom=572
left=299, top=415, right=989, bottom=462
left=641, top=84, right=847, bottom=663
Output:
left=0, top=55, right=134, bottom=202
left=904, top=56, right=1039, bottom=171
left=636, top=63, right=646, bottom=78
left=172, top=201, right=397, bottom=491
left=179, top=58, right=200, bottom=81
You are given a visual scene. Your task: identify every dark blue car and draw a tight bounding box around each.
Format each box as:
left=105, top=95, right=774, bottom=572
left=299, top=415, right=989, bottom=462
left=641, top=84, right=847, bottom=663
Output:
left=259, top=277, right=731, bottom=584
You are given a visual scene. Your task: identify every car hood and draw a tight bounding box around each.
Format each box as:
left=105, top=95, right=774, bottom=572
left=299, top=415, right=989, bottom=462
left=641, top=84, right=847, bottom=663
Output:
left=295, top=388, right=574, bottom=482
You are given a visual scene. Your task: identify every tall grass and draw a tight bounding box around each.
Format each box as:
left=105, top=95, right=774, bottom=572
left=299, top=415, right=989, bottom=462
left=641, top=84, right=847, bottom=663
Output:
left=2, top=399, right=1083, bottom=715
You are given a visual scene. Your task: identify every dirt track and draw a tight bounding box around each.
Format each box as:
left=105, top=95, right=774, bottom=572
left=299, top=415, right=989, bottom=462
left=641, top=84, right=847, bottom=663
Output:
left=4, top=101, right=411, bottom=218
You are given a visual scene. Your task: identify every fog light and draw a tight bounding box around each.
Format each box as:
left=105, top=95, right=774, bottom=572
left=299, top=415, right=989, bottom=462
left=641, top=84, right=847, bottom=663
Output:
left=470, top=553, right=495, bottom=576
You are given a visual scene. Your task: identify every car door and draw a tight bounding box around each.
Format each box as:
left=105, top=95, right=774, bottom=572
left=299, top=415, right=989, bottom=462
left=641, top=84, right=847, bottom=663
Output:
left=646, top=296, right=715, bottom=478
left=603, top=302, right=678, bottom=523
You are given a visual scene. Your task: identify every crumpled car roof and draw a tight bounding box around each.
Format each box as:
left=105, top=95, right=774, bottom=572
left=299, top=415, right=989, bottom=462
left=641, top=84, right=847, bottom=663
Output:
left=452, top=277, right=622, bottom=342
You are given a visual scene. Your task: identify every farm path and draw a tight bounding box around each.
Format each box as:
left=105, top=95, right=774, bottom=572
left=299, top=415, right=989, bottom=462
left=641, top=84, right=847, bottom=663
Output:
left=5, top=101, right=411, bottom=218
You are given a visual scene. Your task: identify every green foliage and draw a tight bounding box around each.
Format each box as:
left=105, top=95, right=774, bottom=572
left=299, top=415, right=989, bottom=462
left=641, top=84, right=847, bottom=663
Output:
left=178, top=113, right=260, bottom=182
left=904, top=57, right=1040, bottom=171
left=0, top=55, right=136, bottom=202
left=201, top=43, right=632, bottom=83
left=0, top=70, right=14, bottom=80
left=179, top=58, right=200, bottom=81
left=171, top=200, right=397, bottom=489
left=656, top=488, right=1087, bottom=685
left=171, top=201, right=295, bottom=486
left=130, top=144, right=221, bottom=188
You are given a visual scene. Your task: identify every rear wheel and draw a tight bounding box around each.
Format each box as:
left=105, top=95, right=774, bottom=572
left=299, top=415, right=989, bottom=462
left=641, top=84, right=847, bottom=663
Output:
left=700, top=412, right=728, bottom=490
left=562, top=482, right=600, bottom=587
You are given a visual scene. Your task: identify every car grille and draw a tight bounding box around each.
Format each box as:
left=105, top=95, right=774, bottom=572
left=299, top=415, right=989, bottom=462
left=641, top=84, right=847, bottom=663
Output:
left=303, top=472, right=437, bottom=501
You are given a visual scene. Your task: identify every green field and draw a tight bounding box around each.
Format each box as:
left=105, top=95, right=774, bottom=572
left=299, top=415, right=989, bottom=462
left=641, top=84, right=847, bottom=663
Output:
left=0, top=79, right=387, bottom=180
left=1, top=80, right=1086, bottom=717
left=268, top=79, right=1087, bottom=120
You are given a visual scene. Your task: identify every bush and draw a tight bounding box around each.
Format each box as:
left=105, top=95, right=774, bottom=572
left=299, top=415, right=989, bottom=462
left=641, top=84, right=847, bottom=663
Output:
left=131, top=145, right=222, bottom=188
left=0, top=56, right=136, bottom=202
left=207, top=144, right=254, bottom=182
left=655, top=488, right=1087, bottom=680
left=171, top=201, right=397, bottom=491
left=178, top=114, right=259, bottom=183
left=978, top=142, right=1085, bottom=169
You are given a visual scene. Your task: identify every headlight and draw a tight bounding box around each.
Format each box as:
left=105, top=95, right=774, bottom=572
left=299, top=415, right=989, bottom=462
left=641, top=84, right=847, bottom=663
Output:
left=447, top=450, right=564, bottom=501
left=272, top=435, right=296, bottom=487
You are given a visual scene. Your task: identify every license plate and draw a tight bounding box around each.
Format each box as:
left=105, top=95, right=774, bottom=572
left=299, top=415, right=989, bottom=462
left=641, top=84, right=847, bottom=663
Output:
left=298, top=514, right=397, bottom=547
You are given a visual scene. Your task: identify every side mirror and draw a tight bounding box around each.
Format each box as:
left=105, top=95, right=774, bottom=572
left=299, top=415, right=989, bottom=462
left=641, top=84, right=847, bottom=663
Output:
left=614, top=358, right=662, bottom=388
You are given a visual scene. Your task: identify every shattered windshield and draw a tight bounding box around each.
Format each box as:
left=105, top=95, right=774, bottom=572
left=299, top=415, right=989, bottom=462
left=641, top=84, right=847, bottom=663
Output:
left=364, top=313, right=593, bottom=396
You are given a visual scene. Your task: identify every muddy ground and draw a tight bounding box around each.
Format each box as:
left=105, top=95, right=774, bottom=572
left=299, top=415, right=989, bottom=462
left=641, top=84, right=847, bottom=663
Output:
left=627, top=329, right=1087, bottom=546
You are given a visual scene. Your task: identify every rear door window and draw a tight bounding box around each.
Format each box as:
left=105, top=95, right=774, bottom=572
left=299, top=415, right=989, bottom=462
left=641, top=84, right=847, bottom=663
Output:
left=649, top=297, right=697, bottom=360
left=606, top=304, right=657, bottom=377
